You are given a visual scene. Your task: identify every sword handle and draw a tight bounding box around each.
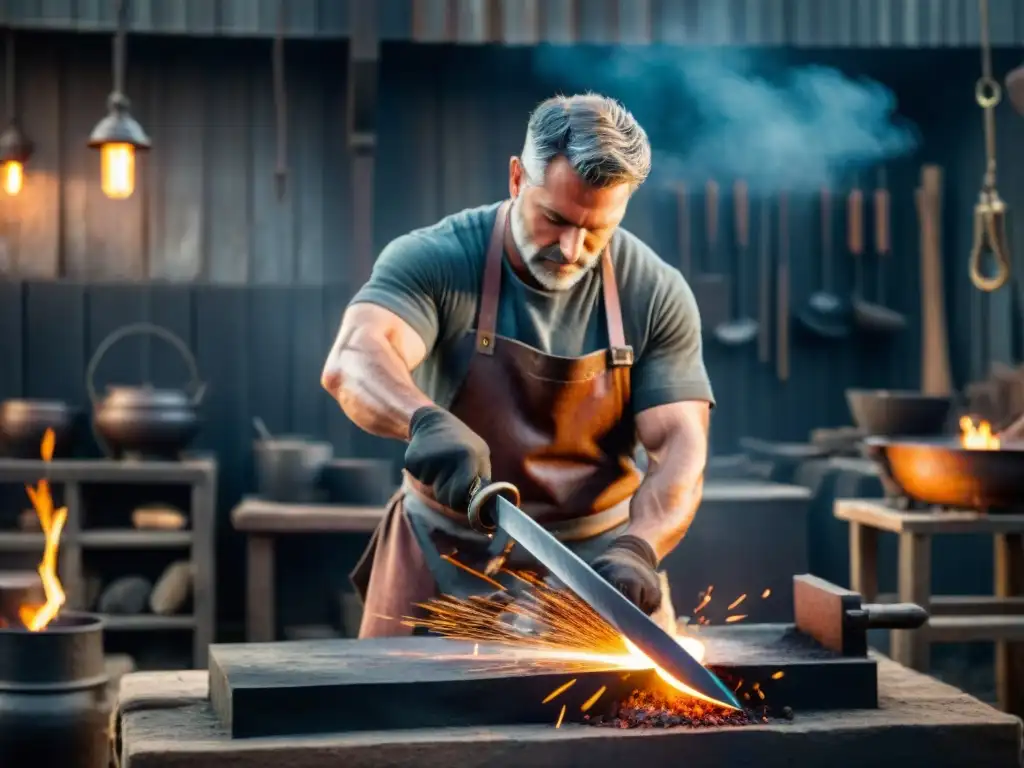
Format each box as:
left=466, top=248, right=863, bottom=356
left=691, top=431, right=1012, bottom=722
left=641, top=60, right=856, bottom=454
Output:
left=467, top=481, right=521, bottom=534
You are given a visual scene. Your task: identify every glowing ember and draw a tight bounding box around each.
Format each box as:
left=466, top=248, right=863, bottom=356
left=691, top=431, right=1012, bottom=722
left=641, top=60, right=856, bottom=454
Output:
left=588, top=688, right=758, bottom=728
left=960, top=416, right=1000, bottom=450
left=19, top=429, right=67, bottom=631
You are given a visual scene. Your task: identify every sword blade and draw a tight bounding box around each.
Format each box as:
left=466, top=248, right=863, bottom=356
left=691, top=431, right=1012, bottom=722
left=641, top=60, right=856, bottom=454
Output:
left=492, top=495, right=741, bottom=710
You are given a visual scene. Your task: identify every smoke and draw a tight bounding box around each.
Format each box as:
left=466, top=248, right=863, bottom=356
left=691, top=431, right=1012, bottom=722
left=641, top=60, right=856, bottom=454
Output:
left=530, top=48, right=919, bottom=193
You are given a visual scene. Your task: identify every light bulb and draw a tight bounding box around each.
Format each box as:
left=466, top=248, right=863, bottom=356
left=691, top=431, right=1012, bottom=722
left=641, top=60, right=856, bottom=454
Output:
left=2, top=160, right=23, bottom=196
left=100, top=143, right=135, bottom=199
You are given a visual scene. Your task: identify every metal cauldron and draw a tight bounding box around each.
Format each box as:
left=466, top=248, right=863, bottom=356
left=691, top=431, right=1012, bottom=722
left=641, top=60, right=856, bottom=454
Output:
left=846, top=389, right=953, bottom=437
left=88, top=323, right=205, bottom=459
left=0, top=399, right=77, bottom=458
left=0, top=612, right=110, bottom=768
left=863, top=436, right=1024, bottom=510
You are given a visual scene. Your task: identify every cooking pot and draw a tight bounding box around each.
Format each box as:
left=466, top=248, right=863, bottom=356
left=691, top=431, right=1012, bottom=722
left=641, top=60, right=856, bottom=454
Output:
left=863, top=436, right=1024, bottom=510
left=0, top=399, right=77, bottom=458
left=87, top=323, right=205, bottom=459
left=846, top=389, right=952, bottom=437
left=319, top=458, right=396, bottom=505
left=254, top=437, right=333, bottom=503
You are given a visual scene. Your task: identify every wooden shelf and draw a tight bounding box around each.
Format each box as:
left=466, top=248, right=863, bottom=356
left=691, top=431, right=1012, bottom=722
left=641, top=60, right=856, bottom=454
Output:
left=0, top=458, right=217, bottom=667
left=0, top=457, right=216, bottom=484
left=101, top=614, right=196, bottom=631
left=79, top=529, right=193, bottom=549
left=0, top=529, right=193, bottom=550
left=0, top=531, right=45, bottom=551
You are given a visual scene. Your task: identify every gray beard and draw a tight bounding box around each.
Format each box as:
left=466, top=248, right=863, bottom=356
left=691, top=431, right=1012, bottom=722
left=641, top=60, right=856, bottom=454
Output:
left=509, top=197, right=598, bottom=292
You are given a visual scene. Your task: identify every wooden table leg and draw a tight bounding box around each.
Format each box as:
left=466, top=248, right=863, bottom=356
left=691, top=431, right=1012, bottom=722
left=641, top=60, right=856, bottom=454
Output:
left=994, top=533, right=1024, bottom=716
left=246, top=535, right=276, bottom=642
left=892, top=532, right=931, bottom=671
left=849, top=521, right=879, bottom=601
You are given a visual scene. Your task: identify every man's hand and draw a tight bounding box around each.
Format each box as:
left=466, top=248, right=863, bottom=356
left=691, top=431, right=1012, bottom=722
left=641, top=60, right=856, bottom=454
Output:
left=590, top=535, right=663, bottom=615
left=405, top=406, right=490, bottom=513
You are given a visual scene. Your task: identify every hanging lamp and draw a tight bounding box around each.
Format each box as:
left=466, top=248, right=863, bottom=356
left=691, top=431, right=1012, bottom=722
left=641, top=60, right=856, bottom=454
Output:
left=88, top=0, right=149, bottom=200
left=0, top=29, right=32, bottom=196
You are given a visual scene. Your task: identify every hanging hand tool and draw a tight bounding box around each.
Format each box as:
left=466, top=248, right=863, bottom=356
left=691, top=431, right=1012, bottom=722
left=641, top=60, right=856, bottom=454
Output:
left=676, top=183, right=692, bottom=277
left=694, top=180, right=732, bottom=331
left=757, top=195, right=773, bottom=364
left=797, top=185, right=850, bottom=339
left=714, top=179, right=759, bottom=346
left=969, top=0, right=1011, bottom=293
left=918, top=166, right=954, bottom=396
left=776, top=192, right=790, bottom=382
left=467, top=481, right=742, bottom=711
left=852, top=175, right=906, bottom=333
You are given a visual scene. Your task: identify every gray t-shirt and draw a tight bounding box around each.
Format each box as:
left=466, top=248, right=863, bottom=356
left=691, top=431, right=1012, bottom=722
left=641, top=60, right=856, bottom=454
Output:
left=350, top=202, right=714, bottom=414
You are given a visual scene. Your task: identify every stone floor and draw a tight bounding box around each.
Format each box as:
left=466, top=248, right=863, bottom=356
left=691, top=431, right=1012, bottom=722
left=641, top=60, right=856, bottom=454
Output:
left=116, top=653, right=1021, bottom=768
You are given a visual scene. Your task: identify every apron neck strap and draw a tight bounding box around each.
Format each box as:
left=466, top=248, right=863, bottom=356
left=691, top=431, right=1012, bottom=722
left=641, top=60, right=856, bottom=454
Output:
left=476, top=200, right=633, bottom=367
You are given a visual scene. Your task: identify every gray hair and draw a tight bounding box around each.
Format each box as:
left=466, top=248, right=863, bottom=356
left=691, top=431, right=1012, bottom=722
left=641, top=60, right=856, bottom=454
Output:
left=520, top=93, right=651, bottom=189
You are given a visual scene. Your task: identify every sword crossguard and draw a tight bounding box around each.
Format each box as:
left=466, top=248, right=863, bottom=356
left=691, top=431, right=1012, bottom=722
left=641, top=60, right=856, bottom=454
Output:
left=467, top=481, right=520, bottom=534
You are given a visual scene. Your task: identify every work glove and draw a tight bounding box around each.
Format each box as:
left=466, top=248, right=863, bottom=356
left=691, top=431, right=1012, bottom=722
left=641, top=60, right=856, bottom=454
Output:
left=405, top=405, right=490, bottom=513
left=590, top=535, right=663, bottom=616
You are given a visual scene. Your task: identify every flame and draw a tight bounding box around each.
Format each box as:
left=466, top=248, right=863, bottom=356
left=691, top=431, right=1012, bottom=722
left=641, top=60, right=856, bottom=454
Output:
left=18, top=429, right=67, bottom=631
left=960, top=416, right=1000, bottom=450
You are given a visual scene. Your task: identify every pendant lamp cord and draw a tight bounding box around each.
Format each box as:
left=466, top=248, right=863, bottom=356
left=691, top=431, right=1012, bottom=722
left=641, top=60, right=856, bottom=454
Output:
left=273, top=0, right=288, bottom=200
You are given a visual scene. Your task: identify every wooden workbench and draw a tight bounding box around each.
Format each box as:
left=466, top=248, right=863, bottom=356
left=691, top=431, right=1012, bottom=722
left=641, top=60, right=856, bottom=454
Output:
left=231, top=497, right=385, bottom=641
left=836, top=498, right=1024, bottom=716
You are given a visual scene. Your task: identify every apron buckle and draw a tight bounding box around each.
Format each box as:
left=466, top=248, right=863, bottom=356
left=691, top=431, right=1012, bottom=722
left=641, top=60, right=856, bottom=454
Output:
left=608, top=345, right=634, bottom=367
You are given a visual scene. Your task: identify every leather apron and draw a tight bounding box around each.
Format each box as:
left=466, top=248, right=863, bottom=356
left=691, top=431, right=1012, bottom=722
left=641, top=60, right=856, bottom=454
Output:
left=351, top=201, right=645, bottom=638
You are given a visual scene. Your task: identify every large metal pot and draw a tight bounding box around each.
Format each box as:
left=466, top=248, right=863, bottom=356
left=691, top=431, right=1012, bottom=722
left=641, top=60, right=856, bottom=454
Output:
left=254, top=437, right=333, bottom=503
left=863, top=436, right=1024, bottom=510
left=87, top=323, right=205, bottom=459
left=0, top=612, right=110, bottom=768
left=319, top=458, right=395, bottom=505
left=846, top=389, right=952, bottom=437
left=0, top=399, right=77, bottom=458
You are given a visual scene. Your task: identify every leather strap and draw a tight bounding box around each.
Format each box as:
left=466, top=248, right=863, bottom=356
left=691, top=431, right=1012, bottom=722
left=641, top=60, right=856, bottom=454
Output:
left=601, top=245, right=633, bottom=367
left=475, top=202, right=509, bottom=355
left=477, top=201, right=632, bottom=367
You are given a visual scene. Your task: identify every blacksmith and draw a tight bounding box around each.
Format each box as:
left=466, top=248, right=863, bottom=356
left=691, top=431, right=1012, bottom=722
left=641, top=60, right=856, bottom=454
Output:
left=321, top=93, right=714, bottom=638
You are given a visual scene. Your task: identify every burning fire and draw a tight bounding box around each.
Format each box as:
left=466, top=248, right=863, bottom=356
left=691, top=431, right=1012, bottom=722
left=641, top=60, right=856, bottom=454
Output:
left=404, top=568, right=772, bottom=713
left=960, top=416, right=1000, bottom=450
left=18, top=428, right=67, bottom=631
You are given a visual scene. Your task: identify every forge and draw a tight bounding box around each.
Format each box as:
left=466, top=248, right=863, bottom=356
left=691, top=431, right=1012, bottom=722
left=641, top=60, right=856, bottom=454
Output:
left=115, top=575, right=1023, bottom=768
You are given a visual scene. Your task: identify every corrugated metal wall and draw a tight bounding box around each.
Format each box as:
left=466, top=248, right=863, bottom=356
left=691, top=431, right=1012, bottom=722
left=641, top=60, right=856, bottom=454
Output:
left=3, top=0, right=1023, bottom=47
left=0, top=32, right=351, bottom=283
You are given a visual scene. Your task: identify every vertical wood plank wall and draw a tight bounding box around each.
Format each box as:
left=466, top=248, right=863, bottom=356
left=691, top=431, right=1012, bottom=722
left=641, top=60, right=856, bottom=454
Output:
left=0, top=32, right=352, bottom=283
left=0, top=37, right=1019, bottom=625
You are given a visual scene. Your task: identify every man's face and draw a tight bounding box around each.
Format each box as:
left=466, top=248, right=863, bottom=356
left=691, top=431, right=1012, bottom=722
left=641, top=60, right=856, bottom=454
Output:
left=508, top=155, right=631, bottom=291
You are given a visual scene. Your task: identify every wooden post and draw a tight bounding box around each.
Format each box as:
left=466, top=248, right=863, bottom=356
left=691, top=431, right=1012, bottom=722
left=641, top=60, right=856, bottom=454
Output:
left=246, top=535, right=276, bottom=642
left=848, top=521, right=878, bottom=601
left=994, top=533, right=1024, bottom=715
left=893, top=532, right=931, bottom=670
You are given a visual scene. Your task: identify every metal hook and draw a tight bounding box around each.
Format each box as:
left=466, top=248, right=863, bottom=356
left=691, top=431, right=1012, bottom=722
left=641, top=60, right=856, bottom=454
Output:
left=969, top=189, right=1011, bottom=292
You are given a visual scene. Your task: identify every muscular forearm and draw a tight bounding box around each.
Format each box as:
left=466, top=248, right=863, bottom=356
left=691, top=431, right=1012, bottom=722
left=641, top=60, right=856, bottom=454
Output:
left=323, top=333, right=432, bottom=441
left=625, top=461, right=704, bottom=561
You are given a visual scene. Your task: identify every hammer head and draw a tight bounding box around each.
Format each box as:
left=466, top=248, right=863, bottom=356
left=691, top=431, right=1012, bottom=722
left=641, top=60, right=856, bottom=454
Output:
left=1007, top=63, right=1024, bottom=116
